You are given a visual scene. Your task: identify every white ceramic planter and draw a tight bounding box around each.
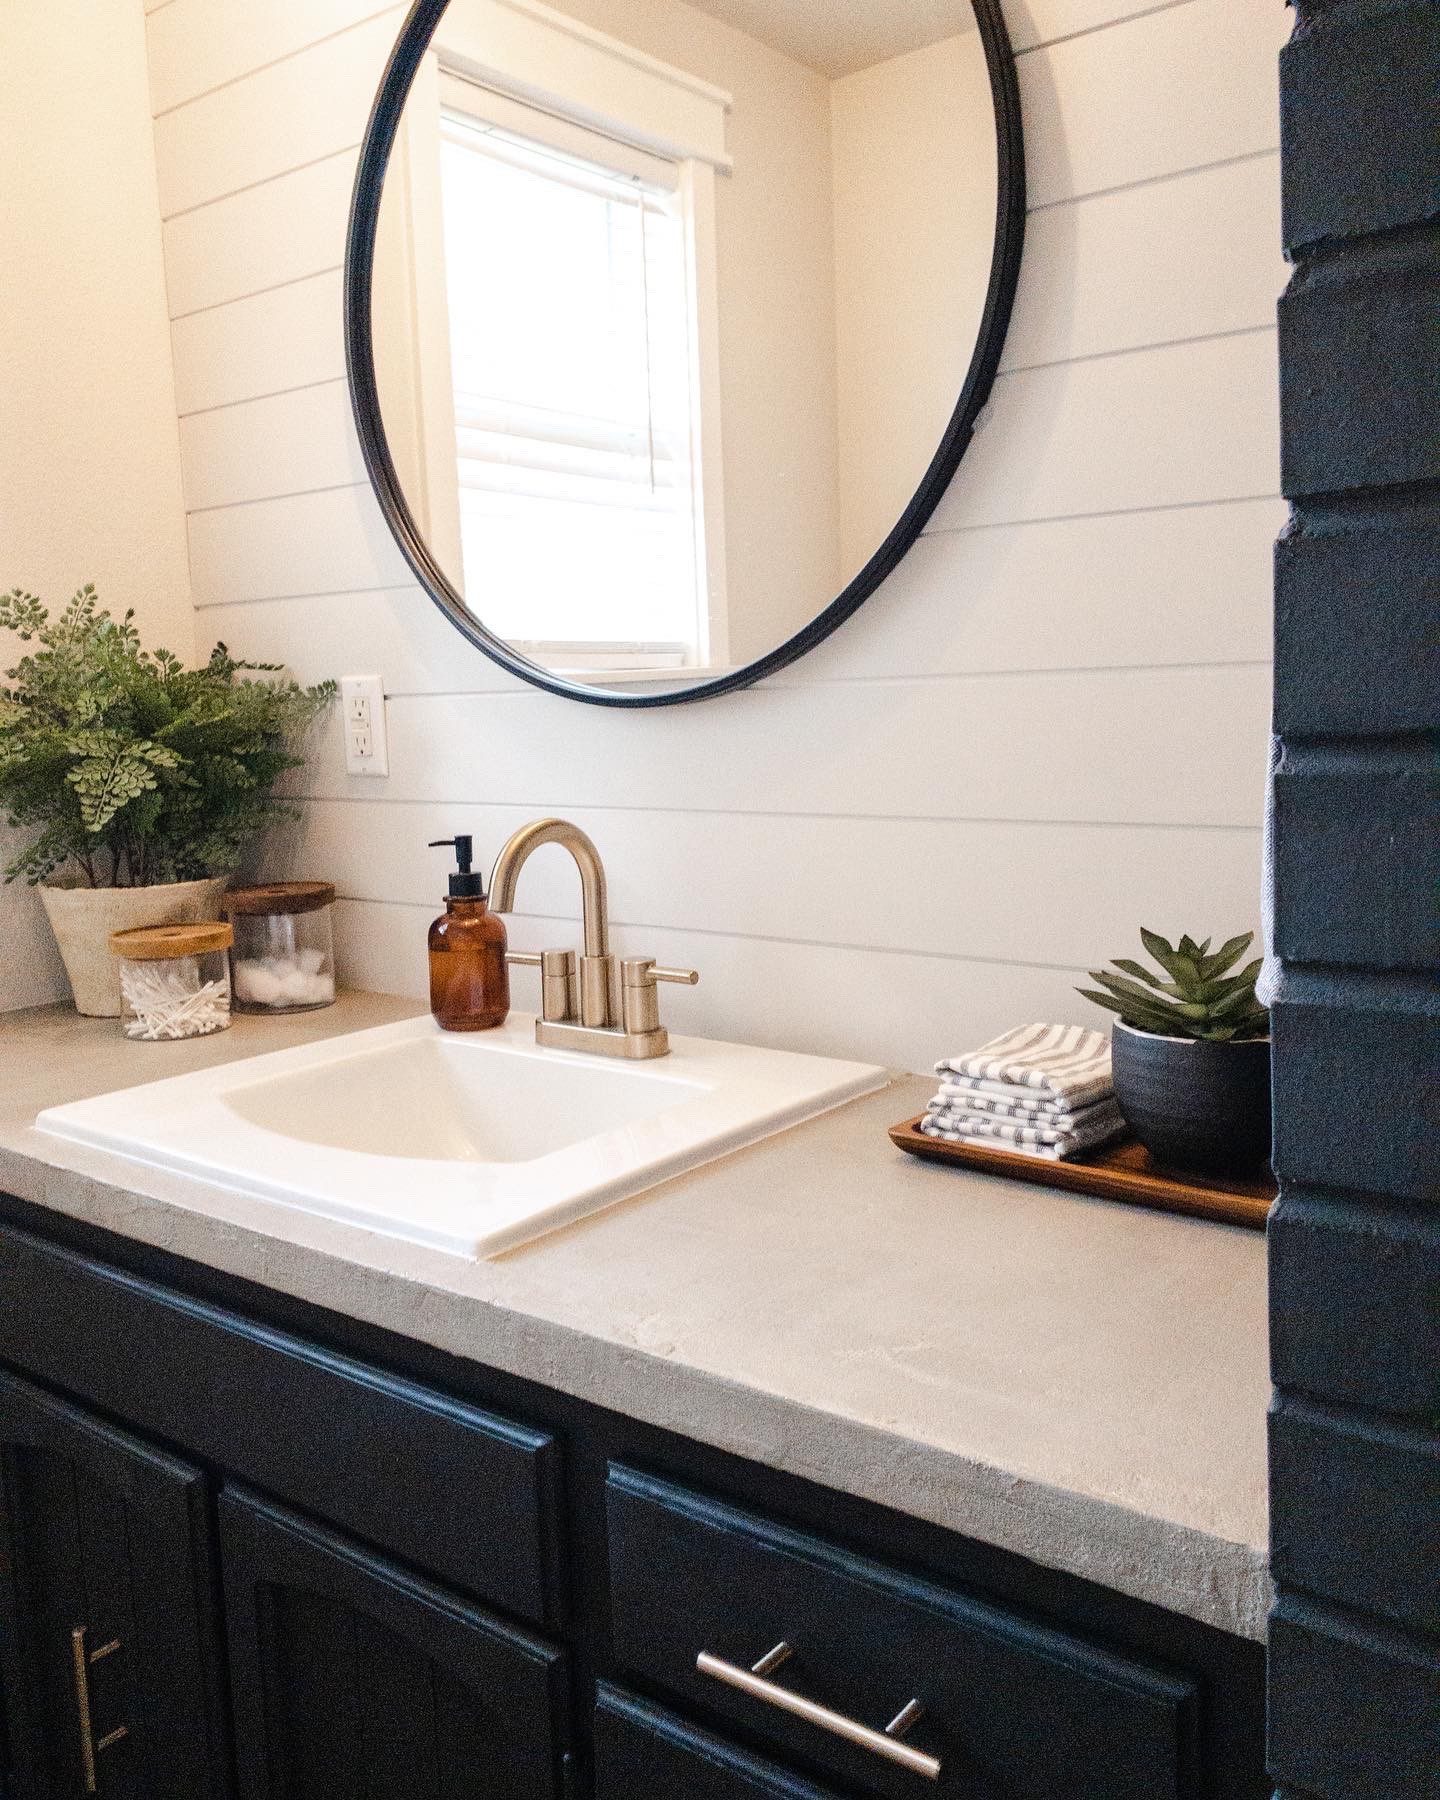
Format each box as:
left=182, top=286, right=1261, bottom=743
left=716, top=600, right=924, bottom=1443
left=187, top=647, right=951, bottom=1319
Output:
left=39, top=877, right=230, bottom=1017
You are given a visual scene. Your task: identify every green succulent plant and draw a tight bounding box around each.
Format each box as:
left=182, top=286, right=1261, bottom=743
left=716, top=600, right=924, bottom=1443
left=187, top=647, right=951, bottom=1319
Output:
left=0, top=585, right=335, bottom=888
left=1079, top=928, right=1269, bottom=1043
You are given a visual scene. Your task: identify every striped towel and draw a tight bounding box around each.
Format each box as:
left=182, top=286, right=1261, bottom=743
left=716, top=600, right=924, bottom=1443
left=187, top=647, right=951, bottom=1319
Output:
left=935, top=1079, right=1076, bottom=1122
left=922, top=1096, right=1125, bottom=1153
left=936, top=1023, right=1113, bottom=1109
left=917, top=1127, right=1105, bottom=1163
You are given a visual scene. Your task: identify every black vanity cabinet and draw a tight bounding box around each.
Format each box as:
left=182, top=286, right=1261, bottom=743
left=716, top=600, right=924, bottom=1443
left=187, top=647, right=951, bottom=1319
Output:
left=220, top=1488, right=569, bottom=1800
left=0, top=1203, right=1267, bottom=1800
left=0, top=1371, right=227, bottom=1800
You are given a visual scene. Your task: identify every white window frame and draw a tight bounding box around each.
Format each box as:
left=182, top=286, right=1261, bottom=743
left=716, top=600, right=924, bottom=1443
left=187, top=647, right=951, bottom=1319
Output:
left=373, top=0, right=733, bottom=676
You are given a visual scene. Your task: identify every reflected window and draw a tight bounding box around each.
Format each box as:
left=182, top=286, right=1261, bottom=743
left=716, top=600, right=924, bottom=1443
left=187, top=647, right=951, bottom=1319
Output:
left=437, top=106, right=706, bottom=668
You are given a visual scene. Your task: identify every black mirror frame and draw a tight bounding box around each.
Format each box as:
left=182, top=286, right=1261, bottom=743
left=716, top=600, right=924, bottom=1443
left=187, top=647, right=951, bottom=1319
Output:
left=344, top=0, right=1026, bottom=708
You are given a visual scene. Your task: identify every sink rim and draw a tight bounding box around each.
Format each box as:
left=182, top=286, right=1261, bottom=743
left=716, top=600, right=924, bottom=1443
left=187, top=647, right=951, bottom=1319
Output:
left=35, top=1013, right=890, bottom=1259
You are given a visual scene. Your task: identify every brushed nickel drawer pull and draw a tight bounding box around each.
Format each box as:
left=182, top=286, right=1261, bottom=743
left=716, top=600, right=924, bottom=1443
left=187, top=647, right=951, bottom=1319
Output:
left=696, top=1642, right=941, bottom=1781
left=69, top=1628, right=129, bottom=1794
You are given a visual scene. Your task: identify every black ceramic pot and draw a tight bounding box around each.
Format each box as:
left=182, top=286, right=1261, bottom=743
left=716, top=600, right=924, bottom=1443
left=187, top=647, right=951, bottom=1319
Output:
left=1110, top=1022, right=1272, bottom=1176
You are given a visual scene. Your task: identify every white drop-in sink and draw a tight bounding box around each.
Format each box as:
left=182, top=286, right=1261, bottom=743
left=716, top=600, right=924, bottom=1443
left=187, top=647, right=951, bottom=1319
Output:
left=36, top=1014, right=887, bottom=1257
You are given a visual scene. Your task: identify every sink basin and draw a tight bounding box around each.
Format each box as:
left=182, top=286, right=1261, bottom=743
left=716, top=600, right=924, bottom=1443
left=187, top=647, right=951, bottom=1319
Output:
left=36, top=1014, right=887, bottom=1257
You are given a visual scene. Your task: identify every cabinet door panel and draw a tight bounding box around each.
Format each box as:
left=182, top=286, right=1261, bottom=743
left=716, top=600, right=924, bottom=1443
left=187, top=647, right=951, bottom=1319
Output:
left=0, top=1368, right=227, bottom=1800
left=219, top=1487, right=568, bottom=1800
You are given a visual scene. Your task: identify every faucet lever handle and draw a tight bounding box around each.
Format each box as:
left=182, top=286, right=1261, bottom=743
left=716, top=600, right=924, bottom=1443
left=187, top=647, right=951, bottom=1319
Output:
left=620, top=959, right=698, bottom=1039
left=621, top=959, right=699, bottom=989
left=652, top=965, right=700, bottom=987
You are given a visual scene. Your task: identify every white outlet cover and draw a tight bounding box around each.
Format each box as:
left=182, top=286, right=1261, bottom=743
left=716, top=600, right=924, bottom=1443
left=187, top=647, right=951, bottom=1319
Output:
left=340, top=675, right=388, bottom=776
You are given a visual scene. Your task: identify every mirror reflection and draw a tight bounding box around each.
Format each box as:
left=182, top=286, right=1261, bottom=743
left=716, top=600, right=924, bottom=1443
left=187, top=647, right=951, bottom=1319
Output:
left=372, top=0, right=998, bottom=687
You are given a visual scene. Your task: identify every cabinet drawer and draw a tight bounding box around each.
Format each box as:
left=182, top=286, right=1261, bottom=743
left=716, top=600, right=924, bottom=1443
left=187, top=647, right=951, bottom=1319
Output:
left=606, top=1467, right=1198, bottom=1800
left=595, top=1684, right=844, bottom=1800
left=0, top=1225, right=562, bottom=1626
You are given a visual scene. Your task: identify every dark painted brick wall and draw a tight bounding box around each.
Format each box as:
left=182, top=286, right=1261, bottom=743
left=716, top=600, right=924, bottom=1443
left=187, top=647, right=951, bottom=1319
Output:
left=1279, top=244, right=1440, bottom=497
left=1273, top=504, right=1440, bottom=738
left=1270, top=1, right=1440, bottom=1793
left=1273, top=749, right=1440, bottom=969
left=1282, top=1, right=1440, bottom=248
left=1269, top=1190, right=1440, bottom=1417
left=1270, top=1397, right=1440, bottom=1631
left=1271, top=980, right=1440, bottom=1200
left=1269, top=1599, right=1440, bottom=1798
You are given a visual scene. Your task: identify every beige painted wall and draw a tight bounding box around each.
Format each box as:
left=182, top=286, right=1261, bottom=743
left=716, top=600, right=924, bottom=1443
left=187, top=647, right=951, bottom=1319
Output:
left=0, top=0, right=194, bottom=1013
left=145, top=0, right=1287, bottom=1074
left=831, top=29, right=997, bottom=572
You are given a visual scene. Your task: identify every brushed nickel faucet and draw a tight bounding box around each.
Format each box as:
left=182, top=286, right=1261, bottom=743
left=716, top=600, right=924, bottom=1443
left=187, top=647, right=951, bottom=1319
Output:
left=488, top=818, right=697, bottom=1059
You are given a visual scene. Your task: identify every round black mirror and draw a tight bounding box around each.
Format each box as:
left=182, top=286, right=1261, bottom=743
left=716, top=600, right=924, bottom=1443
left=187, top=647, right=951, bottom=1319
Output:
left=346, top=0, right=1024, bottom=706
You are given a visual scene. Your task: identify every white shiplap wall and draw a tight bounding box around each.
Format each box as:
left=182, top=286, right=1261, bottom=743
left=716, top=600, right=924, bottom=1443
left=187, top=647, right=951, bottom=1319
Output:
left=145, top=0, right=1289, bottom=1072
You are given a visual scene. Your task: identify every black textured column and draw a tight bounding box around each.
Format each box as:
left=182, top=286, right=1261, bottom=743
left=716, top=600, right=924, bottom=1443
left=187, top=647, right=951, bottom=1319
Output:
left=1269, top=2, right=1440, bottom=1796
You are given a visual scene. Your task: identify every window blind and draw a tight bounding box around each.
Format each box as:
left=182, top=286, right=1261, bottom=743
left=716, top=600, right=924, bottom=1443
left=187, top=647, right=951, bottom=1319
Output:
left=437, top=106, right=702, bottom=654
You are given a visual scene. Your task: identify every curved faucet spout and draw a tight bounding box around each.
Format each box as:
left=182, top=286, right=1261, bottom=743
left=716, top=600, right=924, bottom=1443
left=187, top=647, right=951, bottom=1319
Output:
left=486, top=816, right=694, bottom=1054
left=489, top=818, right=610, bottom=962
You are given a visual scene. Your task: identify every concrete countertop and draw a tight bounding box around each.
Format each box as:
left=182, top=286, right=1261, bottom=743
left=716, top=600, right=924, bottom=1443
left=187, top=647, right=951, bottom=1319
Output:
left=0, top=993, right=1271, bottom=1639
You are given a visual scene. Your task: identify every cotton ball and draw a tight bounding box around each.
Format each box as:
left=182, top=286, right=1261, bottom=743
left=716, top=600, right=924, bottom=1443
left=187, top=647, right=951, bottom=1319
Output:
left=297, top=947, right=325, bottom=976
left=238, top=961, right=284, bottom=1006
left=279, top=966, right=317, bottom=1003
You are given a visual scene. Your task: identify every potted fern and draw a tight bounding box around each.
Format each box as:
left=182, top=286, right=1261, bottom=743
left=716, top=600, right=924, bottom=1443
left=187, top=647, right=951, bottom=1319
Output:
left=0, top=587, right=334, bottom=1015
left=1079, top=929, right=1271, bottom=1175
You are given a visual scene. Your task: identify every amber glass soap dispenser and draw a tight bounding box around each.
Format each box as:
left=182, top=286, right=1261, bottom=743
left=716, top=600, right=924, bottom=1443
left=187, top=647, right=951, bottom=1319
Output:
left=427, top=836, right=510, bottom=1030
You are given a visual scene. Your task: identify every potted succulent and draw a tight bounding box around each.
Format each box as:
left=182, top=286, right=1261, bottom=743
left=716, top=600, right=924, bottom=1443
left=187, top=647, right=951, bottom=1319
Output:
left=0, top=586, right=334, bottom=1015
left=1079, top=929, right=1271, bottom=1176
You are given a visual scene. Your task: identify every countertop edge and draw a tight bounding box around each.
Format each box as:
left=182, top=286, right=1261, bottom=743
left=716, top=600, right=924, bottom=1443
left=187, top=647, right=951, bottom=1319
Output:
left=0, top=1129, right=1271, bottom=1643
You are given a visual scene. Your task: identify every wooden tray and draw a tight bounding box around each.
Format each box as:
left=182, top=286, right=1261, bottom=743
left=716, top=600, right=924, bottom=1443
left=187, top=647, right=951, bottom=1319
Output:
left=889, top=1115, right=1275, bottom=1230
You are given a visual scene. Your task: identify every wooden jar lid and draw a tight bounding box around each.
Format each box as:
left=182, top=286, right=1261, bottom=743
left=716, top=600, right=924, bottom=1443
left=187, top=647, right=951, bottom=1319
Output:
left=223, top=881, right=336, bottom=917
left=110, top=922, right=234, bottom=960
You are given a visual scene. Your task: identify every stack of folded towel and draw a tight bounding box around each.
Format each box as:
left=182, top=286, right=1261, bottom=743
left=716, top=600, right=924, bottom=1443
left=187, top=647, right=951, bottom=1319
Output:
left=920, top=1022, right=1125, bottom=1161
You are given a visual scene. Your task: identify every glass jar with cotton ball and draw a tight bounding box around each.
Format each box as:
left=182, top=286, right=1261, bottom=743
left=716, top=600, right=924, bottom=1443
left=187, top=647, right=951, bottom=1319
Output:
left=224, top=882, right=337, bottom=1013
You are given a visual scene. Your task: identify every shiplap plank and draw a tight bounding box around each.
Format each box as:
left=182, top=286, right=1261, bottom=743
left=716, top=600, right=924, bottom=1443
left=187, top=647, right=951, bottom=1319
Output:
left=933, top=330, right=1279, bottom=531
left=808, top=497, right=1282, bottom=679
left=291, top=798, right=1260, bottom=972
left=179, top=380, right=363, bottom=510
left=214, top=495, right=1279, bottom=698
left=188, top=333, right=1279, bottom=594
left=171, top=270, right=344, bottom=415
left=1001, top=0, right=1192, bottom=54
left=1001, top=155, right=1284, bottom=370
left=191, top=587, right=523, bottom=692
left=1020, top=0, right=1289, bottom=209
left=148, top=0, right=399, bottom=115
left=190, top=484, right=411, bottom=603
left=294, top=666, right=1272, bottom=827
left=152, top=9, right=402, bottom=217
left=330, top=897, right=1122, bottom=1073
left=163, top=151, right=355, bottom=317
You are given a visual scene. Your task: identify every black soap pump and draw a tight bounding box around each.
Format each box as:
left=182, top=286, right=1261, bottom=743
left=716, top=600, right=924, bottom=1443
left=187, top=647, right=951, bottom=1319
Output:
left=427, top=836, right=509, bottom=1031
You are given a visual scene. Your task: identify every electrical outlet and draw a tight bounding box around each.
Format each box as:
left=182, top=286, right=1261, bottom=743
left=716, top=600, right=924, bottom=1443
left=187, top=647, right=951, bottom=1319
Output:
left=340, top=675, right=388, bottom=776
